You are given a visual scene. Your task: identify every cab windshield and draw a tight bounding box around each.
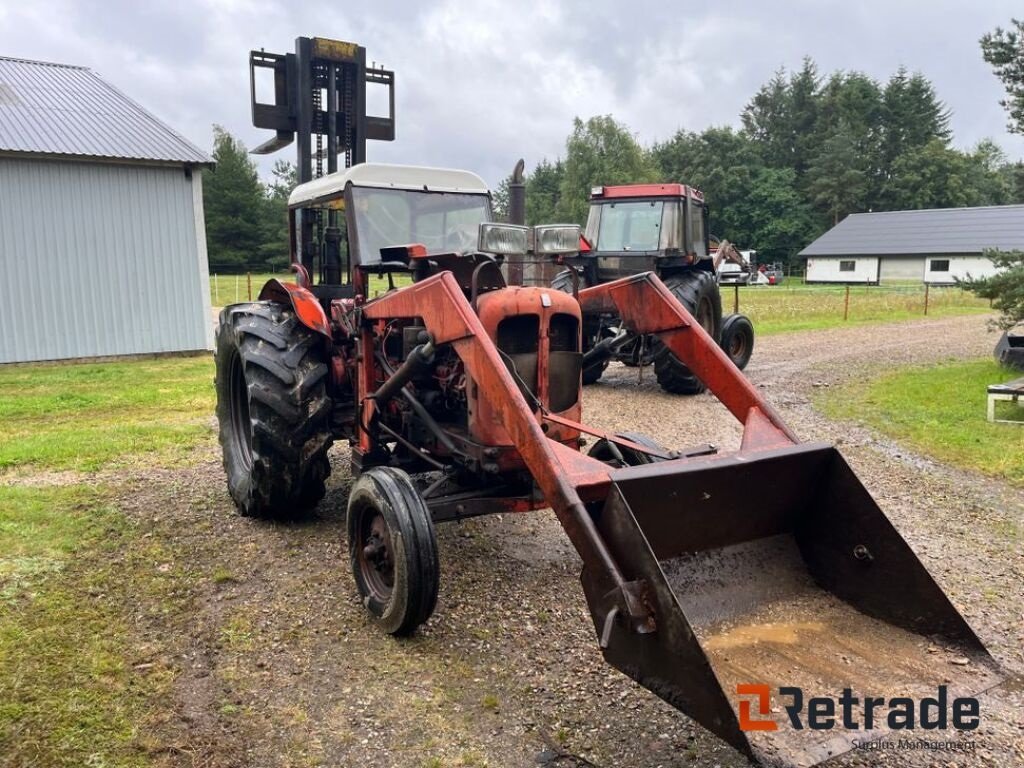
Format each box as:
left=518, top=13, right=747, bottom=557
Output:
left=585, top=199, right=681, bottom=252
left=350, top=187, right=491, bottom=265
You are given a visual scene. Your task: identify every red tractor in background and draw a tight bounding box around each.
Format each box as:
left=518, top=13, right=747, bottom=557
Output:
left=553, top=183, right=755, bottom=391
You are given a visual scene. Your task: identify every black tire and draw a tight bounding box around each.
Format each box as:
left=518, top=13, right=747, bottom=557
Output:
left=588, top=431, right=669, bottom=467
left=347, top=467, right=439, bottom=636
left=214, top=302, right=333, bottom=519
left=720, top=314, right=755, bottom=371
left=653, top=272, right=723, bottom=395
left=552, top=269, right=608, bottom=385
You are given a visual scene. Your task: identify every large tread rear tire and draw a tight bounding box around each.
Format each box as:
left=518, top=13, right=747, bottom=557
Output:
left=653, top=272, right=722, bottom=395
left=552, top=269, right=608, bottom=385
left=215, top=301, right=333, bottom=519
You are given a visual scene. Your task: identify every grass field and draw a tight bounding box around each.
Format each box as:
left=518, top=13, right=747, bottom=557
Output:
left=0, top=356, right=215, bottom=472
left=729, top=282, right=991, bottom=334
left=822, top=358, right=1024, bottom=487
left=209, top=272, right=408, bottom=306
left=0, top=354, right=215, bottom=766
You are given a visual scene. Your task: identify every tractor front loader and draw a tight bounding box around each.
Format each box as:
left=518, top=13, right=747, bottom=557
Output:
left=213, top=161, right=1001, bottom=767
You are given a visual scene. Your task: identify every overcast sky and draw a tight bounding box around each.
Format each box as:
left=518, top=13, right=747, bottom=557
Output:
left=1, top=0, right=1021, bottom=189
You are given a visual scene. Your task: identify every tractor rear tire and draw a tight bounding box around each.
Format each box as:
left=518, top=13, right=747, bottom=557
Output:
left=552, top=269, right=608, bottom=385
left=347, top=467, right=439, bottom=636
left=720, top=313, right=755, bottom=371
left=653, top=272, right=722, bottom=395
left=215, top=302, right=333, bottom=519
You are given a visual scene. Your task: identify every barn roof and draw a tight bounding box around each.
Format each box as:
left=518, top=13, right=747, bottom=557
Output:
left=0, top=55, right=211, bottom=166
left=800, top=204, right=1024, bottom=257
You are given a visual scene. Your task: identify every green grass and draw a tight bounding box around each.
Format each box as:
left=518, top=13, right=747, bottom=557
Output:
left=726, top=283, right=991, bottom=334
left=822, top=358, right=1024, bottom=486
left=0, top=484, right=178, bottom=767
left=0, top=356, right=215, bottom=473
left=209, top=272, right=411, bottom=307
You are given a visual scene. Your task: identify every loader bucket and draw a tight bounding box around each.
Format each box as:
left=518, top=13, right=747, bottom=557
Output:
left=582, top=442, right=1002, bottom=768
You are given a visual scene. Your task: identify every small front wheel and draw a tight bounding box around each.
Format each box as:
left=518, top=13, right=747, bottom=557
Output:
left=347, top=467, right=439, bottom=636
left=720, top=314, right=755, bottom=370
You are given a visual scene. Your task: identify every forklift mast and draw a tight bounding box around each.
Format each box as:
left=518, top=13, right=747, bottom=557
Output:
left=249, top=36, right=395, bottom=285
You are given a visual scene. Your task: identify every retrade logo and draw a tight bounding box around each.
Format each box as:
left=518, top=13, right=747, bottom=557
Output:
left=737, top=684, right=778, bottom=731
left=736, top=684, right=980, bottom=732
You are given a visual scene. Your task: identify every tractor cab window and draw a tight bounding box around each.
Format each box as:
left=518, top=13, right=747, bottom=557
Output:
left=348, top=187, right=491, bottom=265
left=589, top=200, right=681, bottom=252
left=689, top=201, right=707, bottom=259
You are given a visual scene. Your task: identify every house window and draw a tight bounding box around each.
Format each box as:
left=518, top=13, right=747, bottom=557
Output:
left=839, top=260, right=856, bottom=272
left=930, top=259, right=950, bottom=272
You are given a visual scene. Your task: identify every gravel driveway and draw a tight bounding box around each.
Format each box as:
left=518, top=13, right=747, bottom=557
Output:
left=129, top=314, right=1021, bottom=768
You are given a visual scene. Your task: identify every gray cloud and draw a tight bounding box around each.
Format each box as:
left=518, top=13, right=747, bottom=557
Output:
left=2, top=0, right=1021, bottom=190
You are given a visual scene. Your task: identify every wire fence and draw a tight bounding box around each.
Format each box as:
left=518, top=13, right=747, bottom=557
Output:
left=725, top=281, right=992, bottom=333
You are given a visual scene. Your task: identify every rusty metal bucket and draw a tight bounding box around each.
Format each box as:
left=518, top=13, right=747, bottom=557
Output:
left=582, top=442, right=1002, bottom=767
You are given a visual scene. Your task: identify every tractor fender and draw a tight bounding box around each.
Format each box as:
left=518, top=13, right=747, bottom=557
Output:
left=258, top=279, right=332, bottom=339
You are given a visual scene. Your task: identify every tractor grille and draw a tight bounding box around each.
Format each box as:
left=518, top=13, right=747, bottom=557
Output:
left=548, top=313, right=581, bottom=412
left=497, top=315, right=539, bottom=401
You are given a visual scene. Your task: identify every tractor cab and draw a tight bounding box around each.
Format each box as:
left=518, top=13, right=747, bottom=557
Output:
left=283, top=162, right=579, bottom=301
left=285, top=163, right=496, bottom=298
left=572, top=183, right=711, bottom=283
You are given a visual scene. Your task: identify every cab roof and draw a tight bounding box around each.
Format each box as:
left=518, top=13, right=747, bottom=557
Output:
left=289, top=162, right=490, bottom=208
left=591, top=183, right=704, bottom=202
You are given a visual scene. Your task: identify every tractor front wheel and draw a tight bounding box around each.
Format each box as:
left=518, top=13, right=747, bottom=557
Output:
left=347, top=467, right=439, bottom=636
left=214, top=302, right=333, bottom=519
left=720, top=313, right=755, bottom=370
left=653, top=272, right=722, bottom=395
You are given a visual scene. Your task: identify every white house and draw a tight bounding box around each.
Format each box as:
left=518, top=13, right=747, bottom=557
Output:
left=801, top=205, right=1024, bottom=284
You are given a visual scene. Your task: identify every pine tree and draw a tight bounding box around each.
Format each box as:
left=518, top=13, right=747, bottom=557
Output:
left=981, top=19, right=1024, bottom=134
left=203, top=126, right=267, bottom=272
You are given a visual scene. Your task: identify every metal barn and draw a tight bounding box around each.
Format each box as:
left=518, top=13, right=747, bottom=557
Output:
left=0, top=56, right=213, bottom=364
left=801, top=205, right=1024, bottom=284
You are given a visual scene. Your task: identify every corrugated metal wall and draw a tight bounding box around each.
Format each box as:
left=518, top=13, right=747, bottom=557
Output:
left=0, top=157, right=212, bottom=363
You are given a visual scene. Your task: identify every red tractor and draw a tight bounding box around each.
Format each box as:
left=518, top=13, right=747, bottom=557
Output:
left=554, top=183, right=755, bottom=390
left=214, top=163, right=999, bottom=766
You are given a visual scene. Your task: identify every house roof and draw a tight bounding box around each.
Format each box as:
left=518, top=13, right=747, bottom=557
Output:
left=0, top=55, right=211, bottom=166
left=289, top=163, right=490, bottom=207
left=800, top=204, right=1024, bottom=258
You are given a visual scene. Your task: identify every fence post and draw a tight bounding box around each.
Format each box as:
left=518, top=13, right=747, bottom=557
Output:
left=247, top=272, right=253, bottom=302
left=235, top=274, right=240, bottom=303
left=843, top=284, right=850, bottom=321
left=923, top=282, right=929, bottom=316
left=733, top=284, right=739, bottom=314
left=213, top=274, right=219, bottom=305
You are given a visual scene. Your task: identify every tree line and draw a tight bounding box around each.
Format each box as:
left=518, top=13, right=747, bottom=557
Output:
left=518, top=60, right=1024, bottom=268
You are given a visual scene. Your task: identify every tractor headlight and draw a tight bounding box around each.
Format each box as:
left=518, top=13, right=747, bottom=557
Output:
left=533, top=224, right=581, bottom=255
left=478, top=223, right=529, bottom=256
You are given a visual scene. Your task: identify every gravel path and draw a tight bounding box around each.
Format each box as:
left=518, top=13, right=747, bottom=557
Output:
left=122, top=314, right=1021, bottom=768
